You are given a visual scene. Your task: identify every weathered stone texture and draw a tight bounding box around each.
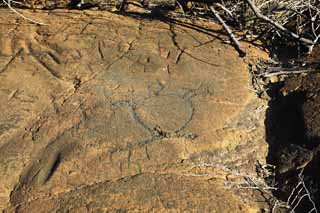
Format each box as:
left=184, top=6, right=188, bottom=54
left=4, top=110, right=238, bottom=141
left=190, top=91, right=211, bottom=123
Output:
left=0, top=9, right=269, bottom=212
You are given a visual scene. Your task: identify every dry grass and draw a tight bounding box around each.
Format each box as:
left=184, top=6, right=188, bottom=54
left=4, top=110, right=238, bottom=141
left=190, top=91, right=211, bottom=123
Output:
left=182, top=0, right=320, bottom=57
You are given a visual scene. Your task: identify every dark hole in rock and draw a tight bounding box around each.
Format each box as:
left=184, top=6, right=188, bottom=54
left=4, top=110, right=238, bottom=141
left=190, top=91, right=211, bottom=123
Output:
left=265, top=74, right=320, bottom=212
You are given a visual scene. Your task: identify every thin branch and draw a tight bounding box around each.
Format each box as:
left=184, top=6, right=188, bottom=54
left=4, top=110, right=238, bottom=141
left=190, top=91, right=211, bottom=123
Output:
left=209, top=5, right=246, bottom=57
left=2, top=0, right=47, bottom=25
left=214, top=3, right=234, bottom=19
left=261, top=69, right=317, bottom=77
left=175, top=0, right=185, bottom=15
left=244, top=0, right=314, bottom=45
left=300, top=177, right=318, bottom=213
left=291, top=194, right=309, bottom=212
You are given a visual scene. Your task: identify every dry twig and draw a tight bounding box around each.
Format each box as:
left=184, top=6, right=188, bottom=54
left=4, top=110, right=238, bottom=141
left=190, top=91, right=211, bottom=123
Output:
left=210, top=5, right=246, bottom=57
left=258, top=61, right=320, bottom=77
left=244, top=0, right=314, bottom=45
left=261, top=69, right=318, bottom=77
left=287, top=173, right=318, bottom=213
left=1, top=0, right=47, bottom=25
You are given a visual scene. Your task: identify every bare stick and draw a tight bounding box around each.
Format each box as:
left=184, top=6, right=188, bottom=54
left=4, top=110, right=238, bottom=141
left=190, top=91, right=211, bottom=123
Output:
left=284, top=172, right=319, bottom=213
left=175, top=0, right=185, bottom=15
left=261, top=69, right=318, bottom=77
left=214, top=3, right=234, bottom=19
left=209, top=5, right=246, bottom=57
left=2, top=0, right=47, bottom=25
left=300, top=177, right=318, bottom=213
left=244, top=0, right=314, bottom=45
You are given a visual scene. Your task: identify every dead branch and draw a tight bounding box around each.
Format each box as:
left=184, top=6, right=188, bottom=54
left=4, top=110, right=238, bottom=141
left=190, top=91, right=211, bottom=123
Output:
left=287, top=173, right=318, bottom=213
left=2, top=0, right=47, bottom=25
left=258, top=61, right=320, bottom=77
left=214, top=3, right=234, bottom=19
left=209, top=5, right=246, bottom=57
left=261, top=69, right=317, bottom=77
left=244, top=0, right=315, bottom=45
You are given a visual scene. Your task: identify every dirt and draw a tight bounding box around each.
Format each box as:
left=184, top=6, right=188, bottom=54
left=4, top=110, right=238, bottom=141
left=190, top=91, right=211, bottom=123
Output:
left=0, top=8, right=274, bottom=212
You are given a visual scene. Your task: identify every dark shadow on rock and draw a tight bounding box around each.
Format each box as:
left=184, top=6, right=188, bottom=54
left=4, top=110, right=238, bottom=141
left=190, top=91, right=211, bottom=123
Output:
left=265, top=81, right=320, bottom=212
left=119, top=10, right=311, bottom=59
left=115, top=10, right=245, bottom=56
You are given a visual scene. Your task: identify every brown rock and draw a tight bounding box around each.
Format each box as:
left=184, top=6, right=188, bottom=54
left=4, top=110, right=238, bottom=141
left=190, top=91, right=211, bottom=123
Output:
left=0, top=9, right=269, bottom=212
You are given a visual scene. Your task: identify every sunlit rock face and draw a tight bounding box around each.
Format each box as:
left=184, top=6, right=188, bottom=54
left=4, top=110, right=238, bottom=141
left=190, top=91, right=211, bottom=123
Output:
left=0, top=9, right=268, bottom=212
